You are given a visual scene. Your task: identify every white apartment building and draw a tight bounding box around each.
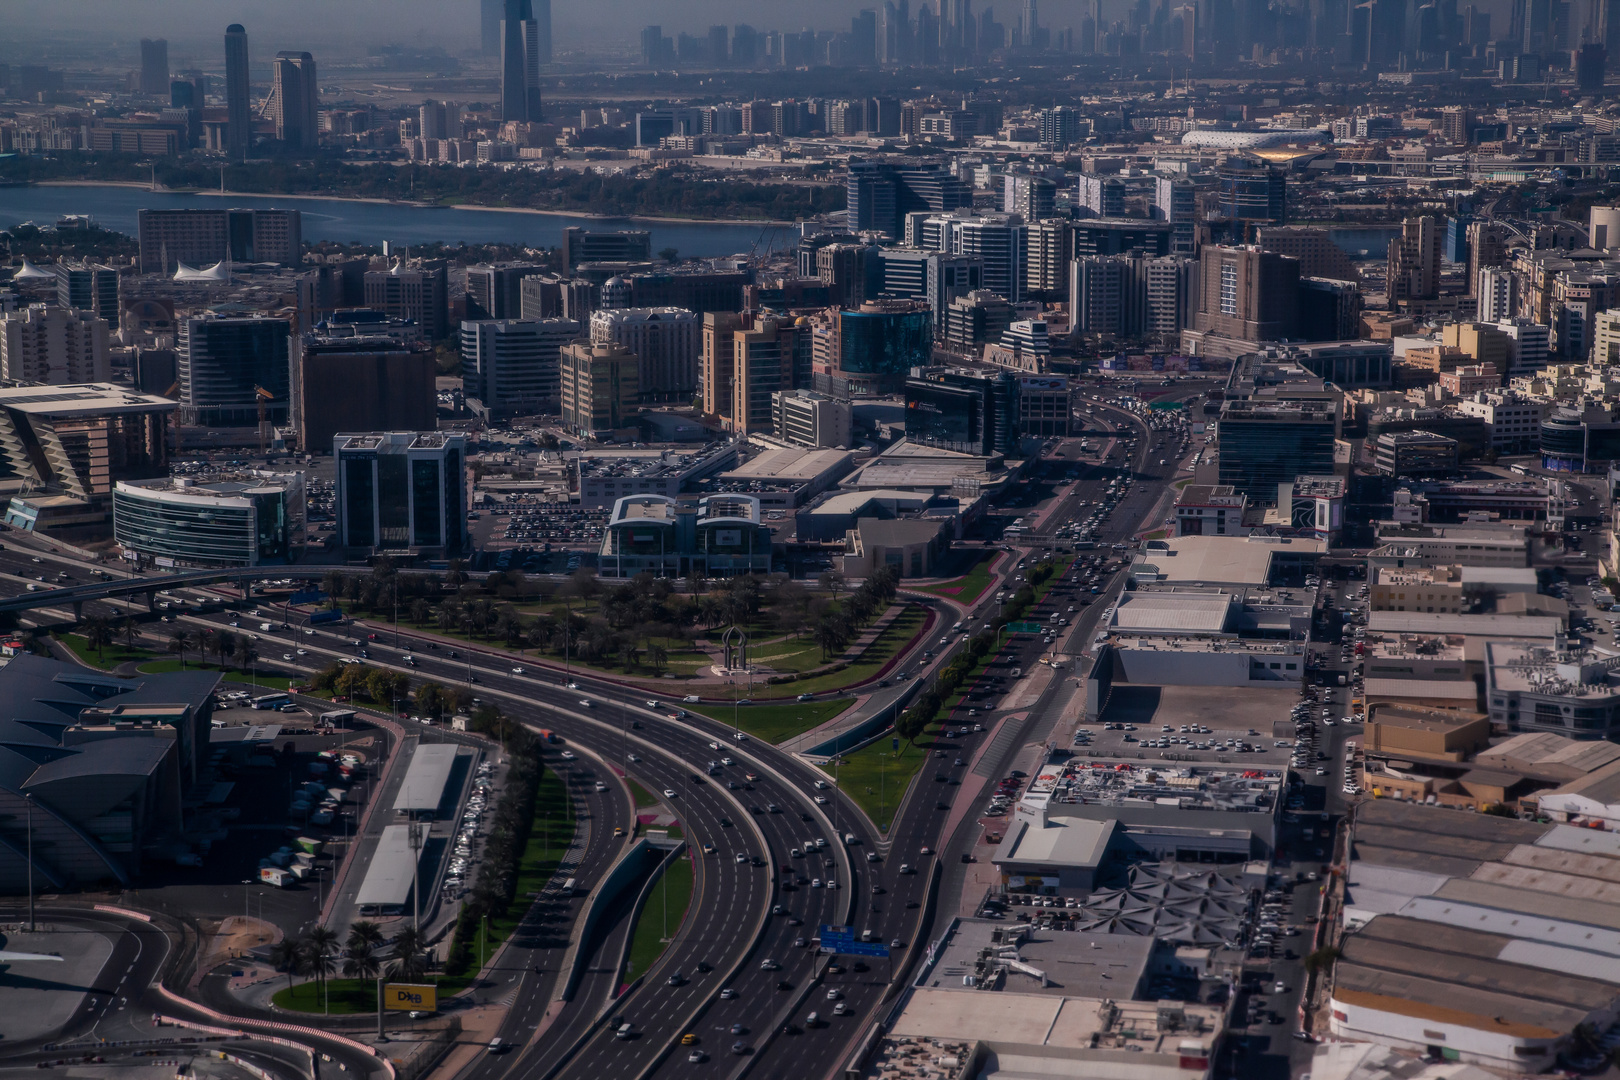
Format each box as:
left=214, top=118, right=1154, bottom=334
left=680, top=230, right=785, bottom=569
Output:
left=1454, top=391, right=1548, bottom=454
left=0, top=304, right=110, bottom=385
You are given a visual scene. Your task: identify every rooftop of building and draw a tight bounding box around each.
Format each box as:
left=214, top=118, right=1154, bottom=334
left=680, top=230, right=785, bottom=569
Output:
left=890, top=986, right=1219, bottom=1057
left=1289, top=474, right=1347, bottom=497
left=118, top=471, right=302, bottom=500
left=696, top=493, right=762, bottom=525
left=607, top=494, right=680, bottom=526
left=1368, top=611, right=1560, bottom=638
left=1364, top=703, right=1487, bottom=733
left=0, top=383, right=178, bottom=417
left=918, top=917, right=1155, bottom=1000
left=804, top=488, right=932, bottom=516
left=1485, top=641, right=1620, bottom=697
left=720, top=447, right=853, bottom=483
left=1363, top=632, right=1468, bottom=662
left=334, top=431, right=457, bottom=452
left=1338, top=799, right=1620, bottom=1040
left=1374, top=566, right=1461, bottom=586
left=575, top=442, right=734, bottom=479
left=1374, top=520, right=1528, bottom=541
left=1474, top=732, right=1620, bottom=779
left=1130, top=534, right=1325, bottom=586
left=1174, top=483, right=1246, bottom=506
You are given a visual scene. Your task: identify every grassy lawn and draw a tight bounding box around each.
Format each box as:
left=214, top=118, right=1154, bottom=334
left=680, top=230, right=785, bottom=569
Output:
left=821, top=731, right=935, bottom=833
left=1031, top=559, right=1075, bottom=606
left=627, top=777, right=660, bottom=809
left=824, top=643, right=1006, bottom=832
left=911, top=554, right=998, bottom=605
left=756, top=607, right=925, bottom=699
left=271, top=977, right=377, bottom=1014
left=57, top=633, right=160, bottom=668
left=624, top=852, right=694, bottom=981
left=437, top=765, right=574, bottom=995
left=133, top=658, right=298, bottom=691
left=686, top=697, right=854, bottom=744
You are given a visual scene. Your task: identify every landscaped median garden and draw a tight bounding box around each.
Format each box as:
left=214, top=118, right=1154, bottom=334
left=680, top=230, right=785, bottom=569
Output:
left=623, top=850, right=694, bottom=982
left=823, top=557, right=1067, bottom=832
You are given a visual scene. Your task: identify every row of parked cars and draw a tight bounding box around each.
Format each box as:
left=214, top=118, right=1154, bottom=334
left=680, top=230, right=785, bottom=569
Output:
left=445, top=760, right=496, bottom=895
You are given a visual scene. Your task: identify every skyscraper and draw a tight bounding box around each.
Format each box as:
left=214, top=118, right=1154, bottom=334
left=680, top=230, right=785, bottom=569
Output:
left=139, top=38, right=169, bottom=97
left=532, top=0, right=553, bottom=64
left=224, top=24, right=250, bottom=161
left=269, top=52, right=319, bottom=151
left=501, top=0, right=543, bottom=122
left=480, top=0, right=502, bottom=54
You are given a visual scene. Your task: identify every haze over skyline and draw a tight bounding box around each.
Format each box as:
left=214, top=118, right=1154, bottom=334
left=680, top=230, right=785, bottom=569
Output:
left=1, top=0, right=1516, bottom=58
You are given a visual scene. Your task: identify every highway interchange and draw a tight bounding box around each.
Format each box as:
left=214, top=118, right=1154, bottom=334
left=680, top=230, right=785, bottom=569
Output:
left=0, top=378, right=1208, bottom=1080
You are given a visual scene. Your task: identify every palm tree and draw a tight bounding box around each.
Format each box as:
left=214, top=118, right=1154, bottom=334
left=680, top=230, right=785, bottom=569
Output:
left=302, top=925, right=340, bottom=1012
left=445, top=558, right=469, bottom=589
left=386, top=924, right=429, bottom=982
left=342, top=941, right=379, bottom=981
left=347, top=921, right=384, bottom=951
left=82, top=616, right=112, bottom=660
left=120, top=617, right=140, bottom=655
left=167, top=629, right=192, bottom=670
left=269, top=937, right=303, bottom=996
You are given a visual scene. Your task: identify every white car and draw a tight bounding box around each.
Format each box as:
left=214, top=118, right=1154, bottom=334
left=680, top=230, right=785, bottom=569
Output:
left=663, top=788, right=677, bottom=798
left=512, top=666, right=525, bottom=675
left=683, top=694, right=701, bottom=703
left=579, top=699, right=593, bottom=708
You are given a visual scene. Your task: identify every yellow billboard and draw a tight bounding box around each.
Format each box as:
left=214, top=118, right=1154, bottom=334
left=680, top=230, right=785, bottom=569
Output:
left=384, top=983, right=437, bottom=1012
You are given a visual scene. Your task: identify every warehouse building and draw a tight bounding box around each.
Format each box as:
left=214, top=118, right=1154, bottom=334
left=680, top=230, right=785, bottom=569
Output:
left=1333, top=800, right=1620, bottom=1071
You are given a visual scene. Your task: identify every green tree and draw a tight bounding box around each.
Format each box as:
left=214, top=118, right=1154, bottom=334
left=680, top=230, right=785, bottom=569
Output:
left=341, top=941, right=379, bottom=981
left=646, top=642, right=668, bottom=675
left=269, top=937, right=303, bottom=995
left=416, top=680, right=446, bottom=718
left=121, top=617, right=140, bottom=654
left=658, top=246, right=679, bottom=262
left=386, top=924, right=430, bottom=982
left=82, top=616, right=112, bottom=660
left=167, top=629, right=193, bottom=670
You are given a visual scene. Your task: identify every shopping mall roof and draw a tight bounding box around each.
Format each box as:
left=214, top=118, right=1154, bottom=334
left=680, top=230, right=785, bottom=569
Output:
left=0, top=383, right=178, bottom=417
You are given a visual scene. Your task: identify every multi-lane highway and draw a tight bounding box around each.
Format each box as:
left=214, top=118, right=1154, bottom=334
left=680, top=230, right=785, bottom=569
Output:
left=0, top=376, right=1203, bottom=1079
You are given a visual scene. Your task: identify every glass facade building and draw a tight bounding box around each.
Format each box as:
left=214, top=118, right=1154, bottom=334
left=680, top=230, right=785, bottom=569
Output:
left=113, top=475, right=302, bottom=567
left=904, top=367, right=1019, bottom=456
left=334, top=431, right=467, bottom=558
left=831, top=305, right=934, bottom=395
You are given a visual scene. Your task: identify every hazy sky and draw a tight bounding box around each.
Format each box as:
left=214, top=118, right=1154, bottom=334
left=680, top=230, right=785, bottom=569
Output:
left=6, top=0, right=1136, bottom=55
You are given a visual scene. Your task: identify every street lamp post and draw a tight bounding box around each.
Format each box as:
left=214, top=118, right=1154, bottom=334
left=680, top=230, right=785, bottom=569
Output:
left=25, top=794, right=34, bottom=931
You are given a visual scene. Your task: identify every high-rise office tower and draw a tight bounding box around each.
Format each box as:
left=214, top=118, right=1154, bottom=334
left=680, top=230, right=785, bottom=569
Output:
left=481, top=0, right=502, bottom=53
left=139, top=38, right=169, bottom=96
left=224, top=24, right=251, bottom=160
left=732, top=24, right=759, bottom=66
left=1021, top=0, right=1041, bottom=45
left=501, top=0, right=543, bottom=121
left=269, top=52, right=319, bottom=151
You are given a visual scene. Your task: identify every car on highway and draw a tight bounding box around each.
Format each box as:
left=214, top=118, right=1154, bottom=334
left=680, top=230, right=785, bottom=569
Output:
left=720, top=988, right=736, bottom=999
left=663, top=788, right=677, bottom=798
left=578, top=698, right=593, bottom=708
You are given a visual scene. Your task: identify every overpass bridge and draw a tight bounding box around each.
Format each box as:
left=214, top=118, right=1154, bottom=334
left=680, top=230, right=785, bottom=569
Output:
left=0, top=566, right=333, bottom=620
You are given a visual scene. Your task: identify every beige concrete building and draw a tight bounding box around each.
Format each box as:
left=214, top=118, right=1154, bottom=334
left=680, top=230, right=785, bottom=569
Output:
left=560, top=341, right=640, bottom=440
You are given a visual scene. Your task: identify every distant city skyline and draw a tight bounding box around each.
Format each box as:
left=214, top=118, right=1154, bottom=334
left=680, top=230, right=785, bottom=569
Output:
left=0, top=0, right=1528, bottom=56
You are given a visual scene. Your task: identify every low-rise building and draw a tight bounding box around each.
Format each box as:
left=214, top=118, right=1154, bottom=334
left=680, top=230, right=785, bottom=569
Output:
left=840, top=516, right=950, bottom=579
left=714, top=446, right=854, bottom=509
left=597, top=493, right=773, bottom=578
left=1130, top=535, right=1326, bottom=588
left=1369, top=521, right=1529, bottom=570
left=1485, top=642, right=1620, bottom=740
left=572, top=443, right=739, bottom=510
left=1373, top=430, right=1459, bottom=477
left=1173, top=484, right=1249, bottom=537
left=114, top=472, right=304, bottom=569
left=1332, top=800, right=1620, bottom=1072
left=770, top=389, right=852, bottom=449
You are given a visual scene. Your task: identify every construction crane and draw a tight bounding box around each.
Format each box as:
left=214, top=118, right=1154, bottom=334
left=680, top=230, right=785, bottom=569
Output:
left=255, top=385, right=275, bottom=454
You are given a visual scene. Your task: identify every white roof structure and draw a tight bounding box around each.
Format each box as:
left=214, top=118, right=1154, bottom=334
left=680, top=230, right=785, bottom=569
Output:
left=13, top=258, right=54, bottom=280
left=354, top=824, right=424, bottom=909
left=392, top=745, right=459, bottom=812
left=1131, top=535, right=1325, bottom=586
left=173, top=260, right=232, bottom=282
left=1180, top=127, right=1329, bottom=149
left=1110, top=592, right=1235, bottom=634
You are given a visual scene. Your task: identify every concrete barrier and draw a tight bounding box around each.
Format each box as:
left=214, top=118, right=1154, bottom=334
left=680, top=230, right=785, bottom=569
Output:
left=151, top=983, right=396, bottom=1080
left=803, top=679, right=923, bottom=759
left=559, top=837, right=659, bottom=1003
